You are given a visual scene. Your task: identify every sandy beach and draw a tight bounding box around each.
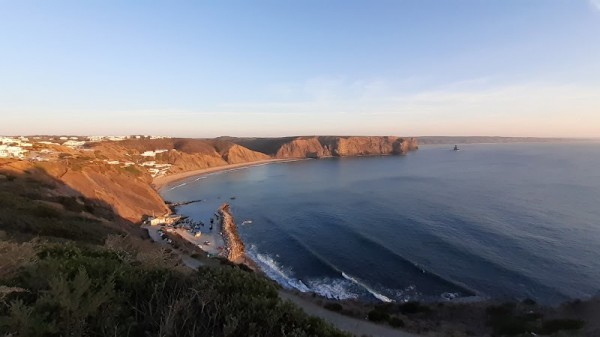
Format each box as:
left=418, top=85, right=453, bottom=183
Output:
left=152, top=158, right=301, bottom=190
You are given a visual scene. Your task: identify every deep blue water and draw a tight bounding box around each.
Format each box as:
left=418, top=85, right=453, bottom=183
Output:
left=161, top=143, right=600, bottom=304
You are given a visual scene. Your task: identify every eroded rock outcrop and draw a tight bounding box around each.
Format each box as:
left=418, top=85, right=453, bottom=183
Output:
left=270, top=136, right=418, bottom=159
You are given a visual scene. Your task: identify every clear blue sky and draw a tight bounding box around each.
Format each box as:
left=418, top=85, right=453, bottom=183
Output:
left=1, top=0, right=599, bottom=137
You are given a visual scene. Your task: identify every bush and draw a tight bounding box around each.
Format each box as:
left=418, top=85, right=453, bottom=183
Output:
left=489, top=316, right=531, bottom=336
left=389, top=317, right=405, bottom=328
left=486, top=302, right=516, bottom=317
left=55, top=196, right=85, bottom=212
left=539, top=319, right=584, bottom=334
left=367, top=309, right=390, bottom=322
left=399, top=301, right=431, bottom=314
left=0, top=243, right=350, bottom=337
left=31, top=205, right=61, bottom=219
left=324, top=302, right=343, bottom=312
left=122, top=165, right=142, bottom=176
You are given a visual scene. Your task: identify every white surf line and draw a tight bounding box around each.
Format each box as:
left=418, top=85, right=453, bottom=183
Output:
left=342, top=272, right=394, bottom=303
left=167, top=182, right=187, bottom=191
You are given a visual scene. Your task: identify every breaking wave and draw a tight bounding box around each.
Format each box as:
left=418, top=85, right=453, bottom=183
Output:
left=167, top=182, right=187, bottom=191
left=341, top=272, right=394, bottom=303
left=246, top=246, right=310, bottom=292
left=247, top=245, right=402, bottom=302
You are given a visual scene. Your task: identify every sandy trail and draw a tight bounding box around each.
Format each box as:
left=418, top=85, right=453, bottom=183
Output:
left=278, top=291, right=423, bottom=337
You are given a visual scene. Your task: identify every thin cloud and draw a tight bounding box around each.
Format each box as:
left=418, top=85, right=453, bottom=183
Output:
left=591, top=0, right=600, bottom=11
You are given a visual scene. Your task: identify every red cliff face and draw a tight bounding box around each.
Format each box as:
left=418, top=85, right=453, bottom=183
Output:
left=273, top=136, right=418, bottom=159
left=3, top=161, right=169, bottom=223
left=275, top=138, right=332, bottom=158
left=220, top=144, right=271, bottom=164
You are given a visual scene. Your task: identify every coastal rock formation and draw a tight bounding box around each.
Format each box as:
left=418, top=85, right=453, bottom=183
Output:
left=219, top=144, right=271, bottom=164
left=275, top=137, right=331, bottom=158
left=218, top=203, right=246, bottom=263
left=241, top=136, right=419, bottom=159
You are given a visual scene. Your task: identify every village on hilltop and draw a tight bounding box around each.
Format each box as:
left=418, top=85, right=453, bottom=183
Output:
left=0, top=135, right=174, bottom=178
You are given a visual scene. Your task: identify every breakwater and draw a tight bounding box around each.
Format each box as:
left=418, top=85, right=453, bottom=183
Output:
left=218, top=203, right=246, bottom=263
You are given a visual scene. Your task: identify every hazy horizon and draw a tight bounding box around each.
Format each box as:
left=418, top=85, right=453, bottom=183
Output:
left=2, top=1, right=599, bottom=138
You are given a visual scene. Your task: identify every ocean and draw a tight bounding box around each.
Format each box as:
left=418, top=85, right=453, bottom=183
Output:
left=160, top=142, right=600, bottom=304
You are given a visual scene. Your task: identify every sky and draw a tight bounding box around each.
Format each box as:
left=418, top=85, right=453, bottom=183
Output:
left=1, top=0, right=599, bottom=138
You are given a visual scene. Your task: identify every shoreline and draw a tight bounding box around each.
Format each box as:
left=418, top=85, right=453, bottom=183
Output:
left=152, top=158, right=303, bottom=190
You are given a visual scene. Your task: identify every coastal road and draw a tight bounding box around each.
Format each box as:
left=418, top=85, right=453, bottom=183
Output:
left=278, top=291, right=423, bottom=337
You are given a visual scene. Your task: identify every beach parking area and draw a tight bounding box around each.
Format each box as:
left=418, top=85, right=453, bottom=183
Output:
left=173, top=224, right=225, bottom=256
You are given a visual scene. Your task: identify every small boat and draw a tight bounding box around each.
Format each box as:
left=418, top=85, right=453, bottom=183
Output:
left=241, top=220, right=253, bottom=225
left=453, top=145, right=460, bottom=151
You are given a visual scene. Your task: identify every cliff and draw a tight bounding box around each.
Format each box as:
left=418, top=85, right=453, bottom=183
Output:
left=231, top=136, right=419, bottom=159
left=3, top=161, right=170, bottom=223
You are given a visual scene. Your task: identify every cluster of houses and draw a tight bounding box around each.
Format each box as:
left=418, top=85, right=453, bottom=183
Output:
left=87, top=135, right=171, bottom=142
left=0, top=135, right=176, bottom=178
left=0, top=137, right=33, bottom=159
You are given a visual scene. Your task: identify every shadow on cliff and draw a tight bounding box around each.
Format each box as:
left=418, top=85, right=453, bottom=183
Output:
left=0, top=166, right=147, bottom=244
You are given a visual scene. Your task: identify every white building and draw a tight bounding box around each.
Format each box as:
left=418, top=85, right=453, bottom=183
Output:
left=63, top=140, right=87, bottom=149
left=87, top=136, right=105, bottom=142
left=141, top=151, right=156, bottom=157
left=141, top=149, right=168, bottom=157
left=0, top=145, right=27, bottom=159
left=1, top=137, right=16, bottom=145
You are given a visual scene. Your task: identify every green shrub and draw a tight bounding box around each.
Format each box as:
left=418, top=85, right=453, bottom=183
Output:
left=31, top=205, right=61, bottom=219
left=389, top=317, right=405, bottom=328
left=489, top=316, right=531, bottom=336
left=55, top=196, right=85, bottom=212
left=539, top=319, right=584, bottom=335
left=122, top=165, right=142, bottom=176
left=324, top=302, right=343, bottom=312
left=399, top=301, right=431, bottom=314
left=0, top=244, right=350, bottom=337
left=367, top=309, right=390, bottom=322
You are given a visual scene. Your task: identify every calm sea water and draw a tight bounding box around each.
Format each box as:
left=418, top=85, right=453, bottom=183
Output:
left=161, top=143, right=600, bottom=304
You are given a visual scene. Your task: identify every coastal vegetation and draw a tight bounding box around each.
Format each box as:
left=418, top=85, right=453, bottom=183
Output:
left=0, top=240, right=348, bottom=337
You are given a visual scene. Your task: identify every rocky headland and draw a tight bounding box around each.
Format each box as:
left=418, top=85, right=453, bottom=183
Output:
left=228, top=136, right=419, bottom=158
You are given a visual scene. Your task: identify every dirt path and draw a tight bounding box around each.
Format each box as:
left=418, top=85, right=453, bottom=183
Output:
left=278, top=291, right=423, bottom=337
